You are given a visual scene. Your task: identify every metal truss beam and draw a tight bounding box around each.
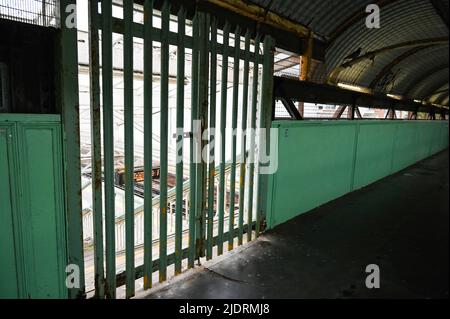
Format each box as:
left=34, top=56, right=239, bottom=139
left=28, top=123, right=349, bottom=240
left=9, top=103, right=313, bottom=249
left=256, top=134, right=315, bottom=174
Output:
left=279, top=97, right=303, bottom=120
left=273, top=76, right=449, bottom=116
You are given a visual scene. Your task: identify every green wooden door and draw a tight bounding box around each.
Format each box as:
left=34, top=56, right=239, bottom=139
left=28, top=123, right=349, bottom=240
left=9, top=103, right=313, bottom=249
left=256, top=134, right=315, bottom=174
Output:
left=0, top=115, right=67, bottom=299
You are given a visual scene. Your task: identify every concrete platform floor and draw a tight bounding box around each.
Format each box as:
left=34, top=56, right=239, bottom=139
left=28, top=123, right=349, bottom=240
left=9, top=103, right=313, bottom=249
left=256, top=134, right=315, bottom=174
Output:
left=142, top=150, right=449, bottom=299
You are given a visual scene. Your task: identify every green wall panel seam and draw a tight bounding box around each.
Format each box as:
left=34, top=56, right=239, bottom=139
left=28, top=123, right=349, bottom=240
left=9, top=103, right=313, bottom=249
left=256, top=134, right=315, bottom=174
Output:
left=350, top=123, right=360, bottom=192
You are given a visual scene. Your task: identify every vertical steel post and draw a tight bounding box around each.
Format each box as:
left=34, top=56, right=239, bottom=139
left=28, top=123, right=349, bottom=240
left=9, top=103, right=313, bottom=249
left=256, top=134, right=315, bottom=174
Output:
left=101, top=0, right=116, bottom=299
left=159, top=0, right=170, bottom=282
left=228, top=26, right=241, bottom=251
left=143, top=0, right=154, bottom=290
left=123, top=0, right=135, bottom=298
left=217, top=22, right=230, bottom=256
left=197, top=12, right=210, bottom=259
left=255, top=36, right=275, bottom=237
left=88, top=0, right=105, bottom=299
left=206, top=18, right=218, bottom=260
left=298, top=32, right=313, bottom=116
left=175, top=6, right=186, bottom=275
left=238, top=30, right=251, bottom=246
left=247, top=35, right=261, bottom=242
left=188, top=14, right=199, bottom=268
left=60, top=0, right=85, bottom=299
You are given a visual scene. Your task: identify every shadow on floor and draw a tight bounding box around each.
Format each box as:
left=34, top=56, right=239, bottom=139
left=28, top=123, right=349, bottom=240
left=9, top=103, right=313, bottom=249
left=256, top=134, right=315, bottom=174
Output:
left=142, top=150, right=449, bottom=299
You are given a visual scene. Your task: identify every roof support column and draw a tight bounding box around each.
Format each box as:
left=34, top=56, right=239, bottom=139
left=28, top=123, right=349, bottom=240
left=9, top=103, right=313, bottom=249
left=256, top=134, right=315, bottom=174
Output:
left=298, top=32, right=314, bottom=117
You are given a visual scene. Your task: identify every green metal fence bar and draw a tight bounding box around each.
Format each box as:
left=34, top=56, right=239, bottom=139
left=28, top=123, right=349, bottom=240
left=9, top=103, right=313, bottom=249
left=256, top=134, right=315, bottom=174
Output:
left=195, top=13, right=204, bottom=260
left=206, top=17, right=218, bottom=260
left=247, top=34, right=261, bottom=242
left=217, top=22, right=230, bottom=256
left=228, top=26, right=241, bottom=251
left=88, top=0, right=105, bottom=299
left=196, top=12, right=210, bottom=259
left=195, top=13, right=204, bottom=261
left=238, top=30, right=251, bottom=246
left=101, top=0, right=116, bottom=299
left=159, top=0, right=170, bottom=283
left=175, top=6, right=186, bottom=275
left=60, top=0, right=85, bottom=299
left=188, top=14, right=199, bottom=268
left=143, top=0, right=154, bottom=290
left=255, top=35, right=275, bottom=237
left=124, top=0, right=135, bottom=298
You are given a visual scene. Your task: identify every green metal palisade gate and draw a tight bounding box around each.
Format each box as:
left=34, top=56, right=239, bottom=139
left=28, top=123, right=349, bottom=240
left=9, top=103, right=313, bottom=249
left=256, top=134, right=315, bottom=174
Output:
left=82, top=0, right=275, bottom=298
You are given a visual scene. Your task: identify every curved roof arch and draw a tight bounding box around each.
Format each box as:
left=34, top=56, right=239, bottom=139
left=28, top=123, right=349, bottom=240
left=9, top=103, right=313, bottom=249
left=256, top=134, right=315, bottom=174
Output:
left=390, top=45, right=449, bottom=95
left=409, top=68, right=449, bottom=99
left=326, top=0, right=448, bottom=81
left=349, top=44, right=449, bottom=91
left=249, top=0, right=449, bottom=104
left=428, top=83, right=449, bottom=103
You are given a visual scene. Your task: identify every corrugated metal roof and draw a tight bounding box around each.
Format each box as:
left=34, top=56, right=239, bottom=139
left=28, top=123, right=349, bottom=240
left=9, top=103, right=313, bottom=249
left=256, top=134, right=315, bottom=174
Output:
left=428, top=83, right=449, bottom=103
left=339, top=48, right=411, bottom=87
left=249, top=0, right=449, bottom=103
left=390, top=44, right=449, bottom=95
left=248, top=0, right=369, bottom=38
left=326, top=0, right=448, bottom=75
left=410, top=68, right=449, bottom=99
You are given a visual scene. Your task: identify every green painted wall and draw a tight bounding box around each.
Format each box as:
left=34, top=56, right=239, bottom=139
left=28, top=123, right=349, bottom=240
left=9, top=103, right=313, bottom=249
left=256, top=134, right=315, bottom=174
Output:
left=268, top=120, right=449, bottom=228
left=267, top=122, right=357, bottom=227
left=392, top=122, right=420, bottom=172
left=353, top=123, right=397, bottom=189
left=0, top=114, right=67, bottom=299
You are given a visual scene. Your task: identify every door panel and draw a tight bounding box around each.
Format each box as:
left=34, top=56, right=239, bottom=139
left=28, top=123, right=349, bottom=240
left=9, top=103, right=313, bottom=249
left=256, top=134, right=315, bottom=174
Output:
left=0, top=125, right=21, bottom=298
left=17, top=123, right=67, bottom=299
